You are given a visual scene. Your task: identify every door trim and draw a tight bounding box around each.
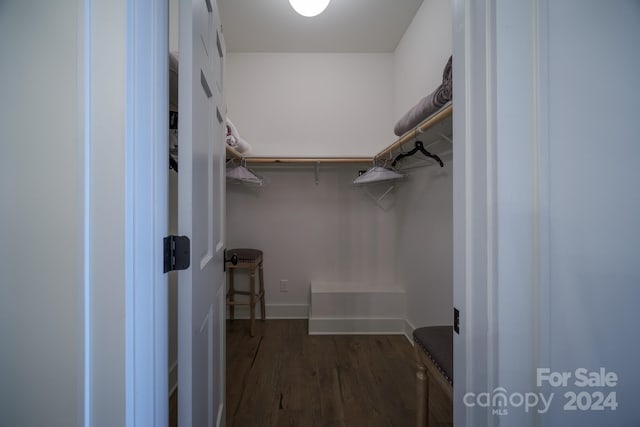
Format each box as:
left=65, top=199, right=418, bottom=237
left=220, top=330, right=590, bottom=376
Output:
left=124, top=0, right=169, bottom=425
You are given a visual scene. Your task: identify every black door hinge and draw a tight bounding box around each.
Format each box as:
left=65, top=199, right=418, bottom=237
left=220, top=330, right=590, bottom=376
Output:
left=454, top=307, right=460, bottom=334
left=164, top=235, right=190, bottom=273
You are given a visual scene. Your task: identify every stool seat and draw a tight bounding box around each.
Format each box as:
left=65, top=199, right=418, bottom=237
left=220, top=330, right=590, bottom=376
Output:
left=226, top=248, right=265, bottom=336
left=229, top=248, right=262, bottom=265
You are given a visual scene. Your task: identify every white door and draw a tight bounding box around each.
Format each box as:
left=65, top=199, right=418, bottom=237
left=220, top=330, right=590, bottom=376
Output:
left=177, top=0, right=227, bottom=426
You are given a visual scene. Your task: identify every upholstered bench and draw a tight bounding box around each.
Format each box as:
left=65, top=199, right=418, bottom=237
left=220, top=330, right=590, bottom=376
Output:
left=413, top=326, right=453, bottom=426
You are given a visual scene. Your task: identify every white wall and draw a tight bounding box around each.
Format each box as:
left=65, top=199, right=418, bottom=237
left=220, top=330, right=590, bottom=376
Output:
left=225, top=53, right=395, bottom=156
left=224, top=52, right=397, bottom=313
left=0, top=1, right=82, bottom=425
left=226, top=166, right=397, bottom=315
left=453, top=0, right=640, bottom=424
left=393, top=0, right=453, bottom=330
left=224, top=1, right=453, bottom=327
left=90, top=1, right=127, bottom=425
left=543, top=1, right=640, bottom=424
left=0, top=1, right=129, bottom=426
left=169, top=0, right=179, bottom=53
left=393, top=0, right=452, bottom=123
left=395, top=165, right=453, bottom=329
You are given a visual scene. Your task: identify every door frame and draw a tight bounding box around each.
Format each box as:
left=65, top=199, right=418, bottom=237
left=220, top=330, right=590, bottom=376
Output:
left=123, top=0, right=169, bottom=425
left=453, top=0, right=551, bottom=425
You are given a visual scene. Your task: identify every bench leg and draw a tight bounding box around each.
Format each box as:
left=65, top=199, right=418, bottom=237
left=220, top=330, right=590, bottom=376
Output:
left=416, top=347, right=428, bottom=427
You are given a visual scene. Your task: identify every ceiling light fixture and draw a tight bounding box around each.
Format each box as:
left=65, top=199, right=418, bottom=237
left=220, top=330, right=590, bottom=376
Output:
left=288, top=0, right=331, bottom=17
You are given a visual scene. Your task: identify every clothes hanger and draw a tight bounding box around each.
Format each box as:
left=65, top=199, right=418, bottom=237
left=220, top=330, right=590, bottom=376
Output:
left=391, top=140, right=444, bottom=168
left=226, top=157, right=264, bottom=186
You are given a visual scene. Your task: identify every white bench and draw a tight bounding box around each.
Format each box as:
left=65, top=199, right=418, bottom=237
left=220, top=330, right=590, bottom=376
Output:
left=308, top=281, right=405, bottom=335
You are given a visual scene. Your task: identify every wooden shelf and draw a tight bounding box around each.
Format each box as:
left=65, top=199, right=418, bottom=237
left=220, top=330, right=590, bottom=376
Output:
left=224, top=103, right=452, bottom=167
left=375, top=103, right=452, bottom=161
left=225, top=145, right=243, bottom=160
left=243, top=157, right=372, bottom=164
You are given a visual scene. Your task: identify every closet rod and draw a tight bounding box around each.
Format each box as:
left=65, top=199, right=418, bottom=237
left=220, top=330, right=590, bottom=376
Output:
left=243, top=157, right=372, bottom=164
left=375, top=103, right=453, bottom=161
left=225, top=145, right=243, bottom=159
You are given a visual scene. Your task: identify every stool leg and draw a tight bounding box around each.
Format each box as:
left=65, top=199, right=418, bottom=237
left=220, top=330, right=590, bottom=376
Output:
left=259, top=260, right=266, bottom=321
left=228, top=268, right=235, bottom=321
left=249, top=268, right=256, bottom=337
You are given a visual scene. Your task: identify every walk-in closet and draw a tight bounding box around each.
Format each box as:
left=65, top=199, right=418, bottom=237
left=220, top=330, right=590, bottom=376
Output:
left=5, top=0, right=640, bottom=425
left=222, top=0, right=452, bottom=342
left=168, top=0, right=454, bottom=425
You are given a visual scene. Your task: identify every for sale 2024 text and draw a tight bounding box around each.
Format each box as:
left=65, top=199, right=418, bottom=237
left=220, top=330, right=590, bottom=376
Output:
left=537, top=368, right=618, bottom=412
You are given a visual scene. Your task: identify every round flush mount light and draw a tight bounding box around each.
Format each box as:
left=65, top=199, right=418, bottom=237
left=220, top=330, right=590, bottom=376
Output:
left=288, top=0, right=331, bottom=17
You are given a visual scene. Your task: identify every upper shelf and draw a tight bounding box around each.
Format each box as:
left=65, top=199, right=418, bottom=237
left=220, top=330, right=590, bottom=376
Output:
left=240, top=156, right=371, bottom=164
left=225, top=145, right=243, bottom=159
left=225, top=147, right=371, bottom=164
left=375, top=103, right=452, bottom=161
left=225, top=146, right=371, bottom=164
left=225, top=103, right=452, bottom=166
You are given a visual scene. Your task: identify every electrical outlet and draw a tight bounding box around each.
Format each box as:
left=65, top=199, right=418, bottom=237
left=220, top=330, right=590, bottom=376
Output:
left=279, top=280, right=288, bottom=292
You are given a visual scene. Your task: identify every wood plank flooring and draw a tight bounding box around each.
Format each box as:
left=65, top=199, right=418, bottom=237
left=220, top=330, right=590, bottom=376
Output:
left=226, top=319, right=415, bottom=427
left=170, top=319, right=452, bottom=426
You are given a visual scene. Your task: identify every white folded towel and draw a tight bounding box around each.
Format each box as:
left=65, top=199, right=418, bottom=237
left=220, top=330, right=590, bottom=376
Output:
left=225, top=117, right=252, bottom=154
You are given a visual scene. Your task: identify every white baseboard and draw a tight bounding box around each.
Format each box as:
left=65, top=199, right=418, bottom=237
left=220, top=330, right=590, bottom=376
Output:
left=404, top=318, right=416, bottom=345
left=227, top=303, right=309, bottom=319
left=308, top=317, right=405, bottom=335
left=168, top=361, right=178, bottom=396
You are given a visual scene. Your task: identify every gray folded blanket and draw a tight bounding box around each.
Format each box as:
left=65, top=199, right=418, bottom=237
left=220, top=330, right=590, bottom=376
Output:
left=393, top=55, right=452, bottom=136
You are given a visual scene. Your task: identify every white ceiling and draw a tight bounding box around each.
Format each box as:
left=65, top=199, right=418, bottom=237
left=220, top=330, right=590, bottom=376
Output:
left=218, top=0, right=424, bottom=53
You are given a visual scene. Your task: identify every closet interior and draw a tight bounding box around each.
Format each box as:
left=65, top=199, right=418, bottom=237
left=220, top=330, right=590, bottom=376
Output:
left=224, top=100, right=452, bottom=333
left=221, top=0, right=453, bottom=338
left=168, top=0, right=453, bottom=420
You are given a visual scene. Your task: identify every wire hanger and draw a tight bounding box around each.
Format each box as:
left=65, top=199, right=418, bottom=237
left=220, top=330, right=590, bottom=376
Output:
left=391, top=140, right=444, bottom=168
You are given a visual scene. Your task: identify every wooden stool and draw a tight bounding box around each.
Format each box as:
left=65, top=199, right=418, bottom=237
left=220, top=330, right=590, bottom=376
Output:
left=226, top=249, right=265, bottom=336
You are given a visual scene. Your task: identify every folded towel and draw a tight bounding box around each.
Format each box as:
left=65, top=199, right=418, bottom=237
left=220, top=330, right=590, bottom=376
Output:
left=226, top=117, right=240, bottom=140
left=233, top=136, right=252, bottom=153
left=226, top=131, right=237, bottom=148
left=393, top=56, right=452, bottom=136
left=225, top=117, right=252, bottom=154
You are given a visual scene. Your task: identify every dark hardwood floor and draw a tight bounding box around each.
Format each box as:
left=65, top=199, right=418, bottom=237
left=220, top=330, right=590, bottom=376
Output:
left=170, top=319, right=452, bottom=426
left=226, top=319, right=415, bottom=427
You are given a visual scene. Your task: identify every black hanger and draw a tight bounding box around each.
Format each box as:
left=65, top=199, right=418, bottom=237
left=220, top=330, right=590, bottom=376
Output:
left=391, top=140, right=444, bottom=168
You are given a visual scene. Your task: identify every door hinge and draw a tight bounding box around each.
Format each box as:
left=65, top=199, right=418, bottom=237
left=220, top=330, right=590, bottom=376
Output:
left=454, top=307, right=460, bottom=334
left=164, top=235, right=190, bottom=273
